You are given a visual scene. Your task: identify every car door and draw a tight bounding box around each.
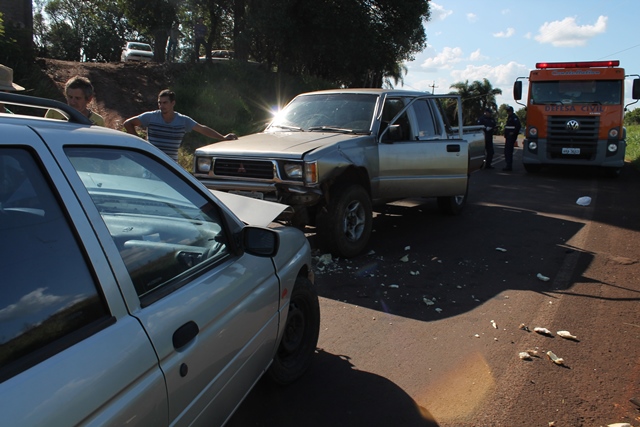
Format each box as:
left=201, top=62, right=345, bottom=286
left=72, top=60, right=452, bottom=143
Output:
left=0, top=128, right=166, bottom=427
left=61, top=146, right=281, bottom=427
left=377, top=97, right=469, bottom=199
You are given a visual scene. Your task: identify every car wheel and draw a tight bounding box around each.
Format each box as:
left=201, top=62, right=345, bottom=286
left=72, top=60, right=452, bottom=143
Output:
left=437, top=180, right=468, bottom=215
left=267, top=277, right=320, bottom=385
left=316, top=184, right=372, bottom=258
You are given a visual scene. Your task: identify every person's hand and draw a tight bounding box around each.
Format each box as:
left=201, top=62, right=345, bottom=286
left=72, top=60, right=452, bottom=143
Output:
left=224, top=133, right=238, bottom=140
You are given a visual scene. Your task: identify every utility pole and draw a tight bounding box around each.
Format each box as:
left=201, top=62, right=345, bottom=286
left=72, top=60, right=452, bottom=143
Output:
left=430, top=81, right=438, bottom=94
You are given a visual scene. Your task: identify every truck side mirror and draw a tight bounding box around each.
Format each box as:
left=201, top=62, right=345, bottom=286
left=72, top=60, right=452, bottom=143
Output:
left=387, top=124, right=402, bottom=142
left=633, top=78, right=640, bottom=100
left=513, top=81, right=522, bottom=101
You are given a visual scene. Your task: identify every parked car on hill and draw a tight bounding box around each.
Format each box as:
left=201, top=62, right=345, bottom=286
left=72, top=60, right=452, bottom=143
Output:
left=0, top=92, right=320, bottom=427
left=121, top=41, right=154, bottom=62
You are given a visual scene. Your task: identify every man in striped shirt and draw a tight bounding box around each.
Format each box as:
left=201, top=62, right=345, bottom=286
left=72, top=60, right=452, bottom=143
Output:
left=124, top=89, right=236, bottom=162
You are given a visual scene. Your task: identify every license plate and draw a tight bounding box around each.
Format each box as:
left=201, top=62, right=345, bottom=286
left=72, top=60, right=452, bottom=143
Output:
left=562, top=147, right=580, bottom=155
left=229, top=190, right=264, bottom=200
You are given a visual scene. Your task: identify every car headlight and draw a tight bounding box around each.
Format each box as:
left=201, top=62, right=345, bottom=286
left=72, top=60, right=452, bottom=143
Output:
left=196, top=157, right=212, bottom=173
left=284, top=163, right=303, bottom=179
left=607, top=143, right=618, bottom=153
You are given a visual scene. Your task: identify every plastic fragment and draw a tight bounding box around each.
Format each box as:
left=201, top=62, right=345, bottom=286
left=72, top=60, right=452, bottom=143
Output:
left=318, top=253, right=332, bottom=265
left=404, top=245, right=411, bottom=250
left=607, top=423, right=631, bottom=427
left=557, top=330, right=578, bottom=340
left=410, top=271, right=420, bottom=276
left=495, top=247, right=507, bottom=252
left=423, top=298, right=435, bottom=306
left=576, top=196, right=592, bottom=206
left=536, top=273, right=550, bottom=282
left=518, top=352, right=532, bottom=360
left=435, top=308, right=443, bottom=313
left=491, top=320, right=498, bottom=329
left=399, top=254, right=409, bottom=262
left=534, top=327, right=553, bottom=336
left=389, top=284, right=399, bottom=288
left=519, top=323, right=530, bottom=332
left=546, top=350, right=565, bottom=365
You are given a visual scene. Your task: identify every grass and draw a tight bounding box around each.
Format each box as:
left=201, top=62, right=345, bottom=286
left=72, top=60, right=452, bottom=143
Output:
left=626, top=124, right=640, bottom=170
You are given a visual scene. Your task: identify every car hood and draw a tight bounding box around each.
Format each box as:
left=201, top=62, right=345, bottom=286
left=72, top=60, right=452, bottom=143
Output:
left=196, top=131, right=360, bottom=159
left=127, top=49, right=153, bottom=56
left=211, top=189, right=291, bottom=226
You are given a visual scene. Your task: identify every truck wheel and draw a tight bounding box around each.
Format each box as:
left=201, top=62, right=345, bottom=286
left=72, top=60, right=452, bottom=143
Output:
left=317, top=184, right=372, bottom=257
left=267, top=277, right=320, bottom=385
left=437, top=181, right=468, bottom=215
left=524, top=163, right=542, bottom=173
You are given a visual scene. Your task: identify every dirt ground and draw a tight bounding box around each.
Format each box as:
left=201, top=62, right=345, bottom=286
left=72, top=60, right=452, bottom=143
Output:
left=36, top=58, right=176, bottom=129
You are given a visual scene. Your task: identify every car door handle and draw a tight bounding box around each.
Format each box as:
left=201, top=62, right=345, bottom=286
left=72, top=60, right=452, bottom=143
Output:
left=173, top=321, right=199, bottom=350
left=447, top=144, right=461, bottom=152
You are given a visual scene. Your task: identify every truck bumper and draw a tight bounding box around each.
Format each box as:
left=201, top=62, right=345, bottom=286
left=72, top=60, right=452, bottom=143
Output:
left=521, top=138, right=626, bottom=168
left=197, top=178, right=323, bottom=207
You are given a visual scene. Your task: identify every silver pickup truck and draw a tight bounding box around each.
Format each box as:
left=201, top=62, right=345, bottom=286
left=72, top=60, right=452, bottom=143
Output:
left=194, top=89, right=485, bottom=257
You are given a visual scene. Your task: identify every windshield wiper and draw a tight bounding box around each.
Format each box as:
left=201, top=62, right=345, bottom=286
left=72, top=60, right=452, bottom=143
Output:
left=307, top=126, right=359, bottom=134
left=270, top=124, right=304, bottom=131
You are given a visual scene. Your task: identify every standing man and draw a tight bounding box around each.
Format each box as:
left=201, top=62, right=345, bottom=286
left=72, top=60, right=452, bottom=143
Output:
left=123, top=89, right=237, bottom=162
left=503, top=106, right=521, bottom=172
left=194, top=17, right=207, bottom=60
left=45, top=76, right=105, bottom=126
left=478, top=108, right=496, bottom=169
left=0, top=64, right=25, bottom=113
left=166, top=22, right=183, bottom=62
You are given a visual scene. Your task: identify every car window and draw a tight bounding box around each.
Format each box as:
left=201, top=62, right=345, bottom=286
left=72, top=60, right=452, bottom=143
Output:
left=0, top=148, right=109, bottom=379
left=65, top=148, right=231, bottom=299
left=412, top=100, right=438, bottom=139
left=381, top=98, right=412, bottom=140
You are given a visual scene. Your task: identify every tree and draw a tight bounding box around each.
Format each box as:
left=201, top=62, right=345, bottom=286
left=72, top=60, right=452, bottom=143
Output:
left=119, top=0, right=179, bottom=62
left=449, top=79, right=503, bottom=125
left=624, top=108, right=640, bottom=126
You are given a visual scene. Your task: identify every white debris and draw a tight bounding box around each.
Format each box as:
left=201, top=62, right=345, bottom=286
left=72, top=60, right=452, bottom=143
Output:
left=534, top=327, right=553, bottom=336
left=557, top=330, right=578, bottom=340
left=519, top=351, right=532, bottom=360
left=546, top=350, right=565, bottom=366
left=318, top=253, right=332, bottom=265
left=367, top=250, right=376, bottom=255
left=399, top=254, right=409, bottom=262
left=435, top=308, right=443, bottom=313
left=576, top=196, right=592, bottom=206
left=496, top=247, right=507, bottom=252
left=388, top=284, right=399, bottom=289
left=410, top=271, right=420, bottom=276
left=474, top=334, right=480, bottom=338
left=536, top=273, right=550, bottom=282
left=404, top=245, right=411, bottom=251
left=423, top=298, right=435, bottom=306
left=607, top=423, right=632, bottom=427
left=491, top=320, right=498, bottom=329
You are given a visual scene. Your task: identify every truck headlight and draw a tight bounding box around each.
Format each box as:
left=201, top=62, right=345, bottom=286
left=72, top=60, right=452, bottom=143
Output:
left=608, top=128, right=619, bottom=138
left=528, top=141, right=538, bottom=151
left=528, top=127, right=538, bottom=137
left=607, top=143, right=618, bottom=153
left=284, top=163, right=303, bottom=179
left=196, top=157, right=212, bottom=173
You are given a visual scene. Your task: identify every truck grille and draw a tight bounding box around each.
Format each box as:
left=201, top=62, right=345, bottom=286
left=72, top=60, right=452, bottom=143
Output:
left=213, top=159, right=275, bottom=179
left=547, top=115, right=600, bottom=160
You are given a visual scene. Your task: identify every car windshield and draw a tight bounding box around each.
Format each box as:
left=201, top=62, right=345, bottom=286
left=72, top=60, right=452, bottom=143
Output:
left=129, top=43, right=152, bottom=52
left=268, top=93, right=377, bottom=133
left=531, top=80, right=622, bottom=105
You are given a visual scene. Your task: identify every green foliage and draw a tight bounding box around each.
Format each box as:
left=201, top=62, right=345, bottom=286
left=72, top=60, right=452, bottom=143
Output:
left=448, top=79, right=503, bottom=126
left=626, top=125, right=640, bottom=169
left=624, top=108, right=640, bottom=126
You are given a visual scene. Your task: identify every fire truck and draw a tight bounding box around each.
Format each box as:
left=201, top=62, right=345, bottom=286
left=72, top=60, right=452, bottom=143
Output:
left=513, top=60, right=640, bottom=176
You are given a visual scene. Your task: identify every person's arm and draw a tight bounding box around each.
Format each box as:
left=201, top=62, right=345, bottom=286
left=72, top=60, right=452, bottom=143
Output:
left=123, top=116, right=142, bottom=136
left=192, top=123, right=237, bottom=140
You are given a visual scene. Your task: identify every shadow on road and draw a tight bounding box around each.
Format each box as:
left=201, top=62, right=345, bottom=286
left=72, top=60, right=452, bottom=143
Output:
left=227, top=349, right=439, bottom=427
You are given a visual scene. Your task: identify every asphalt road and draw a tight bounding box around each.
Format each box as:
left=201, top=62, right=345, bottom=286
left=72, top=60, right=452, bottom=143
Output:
left=227, top=142, right=640, bottom=427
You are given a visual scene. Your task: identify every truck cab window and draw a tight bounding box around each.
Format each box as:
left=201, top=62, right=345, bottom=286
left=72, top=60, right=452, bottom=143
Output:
left=381, top=98, right=411, bottom=141
left=412, top=100, right=438, bottom=139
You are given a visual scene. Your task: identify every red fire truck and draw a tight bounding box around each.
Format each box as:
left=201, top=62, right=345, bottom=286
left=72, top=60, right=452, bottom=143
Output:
left=514, top=60, right=639, bottom=176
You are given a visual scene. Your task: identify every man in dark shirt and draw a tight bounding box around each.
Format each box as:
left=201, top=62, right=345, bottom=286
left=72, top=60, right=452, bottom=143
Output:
left=503, top=106, right=521, bottom=171
left=478, top=108, right=496, bottom=169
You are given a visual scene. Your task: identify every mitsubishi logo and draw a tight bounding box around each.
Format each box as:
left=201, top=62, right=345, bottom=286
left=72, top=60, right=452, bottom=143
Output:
left=237, top=163, right=246, bottom=173
left=566, top=119, right=580, bottom=131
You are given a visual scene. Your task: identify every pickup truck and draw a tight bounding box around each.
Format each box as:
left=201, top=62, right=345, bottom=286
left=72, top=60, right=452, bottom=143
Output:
left=194, top=89, right=485, bottom=258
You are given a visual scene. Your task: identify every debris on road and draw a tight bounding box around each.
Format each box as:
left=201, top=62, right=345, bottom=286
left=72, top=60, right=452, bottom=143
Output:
left=519, top=351, right=532, bottom=360
left=546, top=351, right=565, bottom=366
left=576, top=196, right=592, bottom=206
left=423, top=297, right=435, bottom=306
left=496, top=247, right=507, bottom=252
left=534, top=327, right=553, bottom=336
left=557, top=330, right=578, bottom=341
left=399, top=254, right=409, bottom=262
left=536, top=273, right=550, bottom=282
left=606, top=423, right=632, bottom=427
left=491, top=320, right=498, bottom=329
left=519, top=323, right=531, bottom=332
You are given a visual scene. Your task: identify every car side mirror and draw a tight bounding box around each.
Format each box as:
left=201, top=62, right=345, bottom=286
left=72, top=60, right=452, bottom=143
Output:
left=382, top=124, right=403, bottom=143
left=242, top=226, right=279, bottom=257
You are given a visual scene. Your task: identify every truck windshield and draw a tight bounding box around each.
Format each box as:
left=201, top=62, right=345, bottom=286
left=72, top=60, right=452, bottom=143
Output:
left=268, top=93, right=377, bottom=132
left=530, top=80, right=622, bottom=105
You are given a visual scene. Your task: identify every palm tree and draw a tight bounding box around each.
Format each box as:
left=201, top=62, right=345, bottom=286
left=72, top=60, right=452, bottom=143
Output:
left=450, top=78, right=503, bottom=125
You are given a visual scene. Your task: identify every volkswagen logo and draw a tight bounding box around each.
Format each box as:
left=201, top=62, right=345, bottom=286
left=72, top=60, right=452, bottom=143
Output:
left=566, top=119, right=580, bottom=131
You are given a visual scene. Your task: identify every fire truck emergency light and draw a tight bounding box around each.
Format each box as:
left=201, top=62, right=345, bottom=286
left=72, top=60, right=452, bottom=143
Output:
left=536, top=60, right=620, bottom=69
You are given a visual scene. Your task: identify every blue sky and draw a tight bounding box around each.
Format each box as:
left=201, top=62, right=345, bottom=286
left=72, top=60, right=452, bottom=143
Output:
left=402, top=1, right=640, bottom=110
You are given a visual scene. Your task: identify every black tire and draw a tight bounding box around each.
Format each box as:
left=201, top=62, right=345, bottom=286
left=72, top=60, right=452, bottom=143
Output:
left=437, top=180, right=468, bottom=215
left=267, top=277, right=320, bottom=385
left=524, top=163, right=542, bottom=173
left=316, top=184, right=373, bottom=258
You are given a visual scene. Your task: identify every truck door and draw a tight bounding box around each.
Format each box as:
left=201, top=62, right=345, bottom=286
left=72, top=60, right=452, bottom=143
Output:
left=377, top=97, right=468, bottom=199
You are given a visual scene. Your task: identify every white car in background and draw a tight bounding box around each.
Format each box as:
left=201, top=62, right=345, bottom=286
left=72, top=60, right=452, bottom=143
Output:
left=121, top=41, right=154, bottom=62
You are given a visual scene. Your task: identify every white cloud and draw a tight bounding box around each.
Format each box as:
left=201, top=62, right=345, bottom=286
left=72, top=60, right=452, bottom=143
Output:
left=449, top=61, right=530, bottom=105
left=467, top=13, right=477, bottom=23
left=493, top=28, right=516, bottom=38
left=469, top=49, right=487, bottom=61
left=420, top=46, right=464, bottom=71
left=535, top=15, right=607, bottom=47
left=428, top=2, right=453, bottom=22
